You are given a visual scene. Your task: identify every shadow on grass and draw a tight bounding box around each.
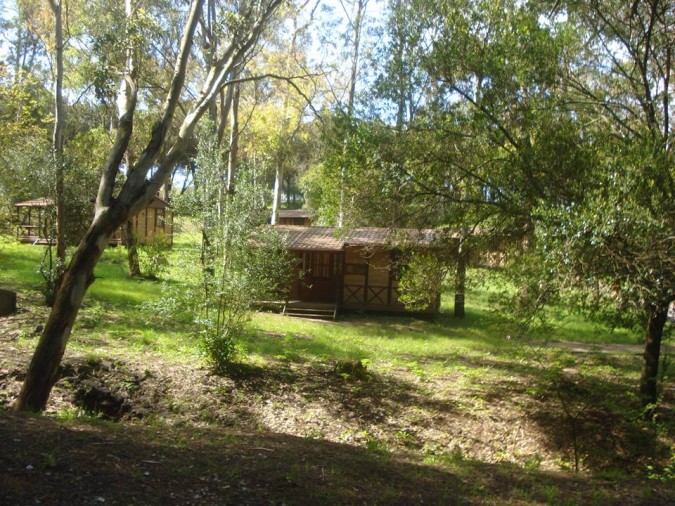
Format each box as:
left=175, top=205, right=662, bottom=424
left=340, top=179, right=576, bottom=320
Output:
left=1, top=409, right=672, bottom=506
left=239, top=333, right=672, bottom=481
left=414, top=346, right=673, bottom=476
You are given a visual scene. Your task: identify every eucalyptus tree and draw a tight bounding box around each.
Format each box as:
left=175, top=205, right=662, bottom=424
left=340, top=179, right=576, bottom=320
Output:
left=15, top=0, right=286, bottom=412
left=322, top=0, right=574, bottom=312
left=45, top=0, right=66, bottom=262
left=2, top=0, right=71, bottom=262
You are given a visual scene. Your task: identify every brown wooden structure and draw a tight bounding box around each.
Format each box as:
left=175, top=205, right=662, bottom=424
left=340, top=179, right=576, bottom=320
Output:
left=277, top=209, right=312, bottom=226
left=15, top=197, right=173, bottom=246
left=276, top=225, right=443, bottom=317
left=109, top=197, right=174, bottom=246
left=14, top=198, right=55, bottom=245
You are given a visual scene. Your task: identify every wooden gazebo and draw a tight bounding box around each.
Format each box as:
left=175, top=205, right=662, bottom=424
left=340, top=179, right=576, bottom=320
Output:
left=15, top=198, right=55, bottom=245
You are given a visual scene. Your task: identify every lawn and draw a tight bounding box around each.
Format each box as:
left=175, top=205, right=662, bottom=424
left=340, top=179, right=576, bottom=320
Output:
left=0, top=234, right=672, bottom=505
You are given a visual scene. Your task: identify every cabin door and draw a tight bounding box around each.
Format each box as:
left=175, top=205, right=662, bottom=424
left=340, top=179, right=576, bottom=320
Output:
left=300, top=251, right=342, bottom=303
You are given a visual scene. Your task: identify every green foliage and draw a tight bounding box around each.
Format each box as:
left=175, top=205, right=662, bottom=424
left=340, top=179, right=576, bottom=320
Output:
left=38, top=245, right=64, bottom=307
left=301, top=113, right=405, bottom=227
left=138, top=235, right=171, bottom=280
left=174, top=126, right=294, bottom=372
left=397, top=252, right=450, bottom=312
left=333, top=359, right=370, bottom=381
left=0, top=66, right=52, bottom=233
left=62, top=127, right=113, bottom=244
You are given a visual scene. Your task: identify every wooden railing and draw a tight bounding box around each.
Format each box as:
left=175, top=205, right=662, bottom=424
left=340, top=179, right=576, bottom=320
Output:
left=343, top=284, right=394, bottom=306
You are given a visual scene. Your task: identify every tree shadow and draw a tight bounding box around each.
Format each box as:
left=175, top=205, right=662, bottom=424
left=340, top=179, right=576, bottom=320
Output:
left=1, top=410, right=672, bottom=506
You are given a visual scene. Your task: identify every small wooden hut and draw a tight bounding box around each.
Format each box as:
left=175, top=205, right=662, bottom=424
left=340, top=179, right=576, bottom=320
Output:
left=276, top=225, right=446, bottom=317
left=15, top=197, right=173, bottom=246
left=277, top=209, right=313, bottom=226
left=109, top=197, right=174, bottom=246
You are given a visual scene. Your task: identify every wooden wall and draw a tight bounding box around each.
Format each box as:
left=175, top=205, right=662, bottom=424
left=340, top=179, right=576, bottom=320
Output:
left=111, top=206, right=173, bottom=245
left=286, top=245, right=439, bottom=315
left=341, top=246, right=438, bottom=314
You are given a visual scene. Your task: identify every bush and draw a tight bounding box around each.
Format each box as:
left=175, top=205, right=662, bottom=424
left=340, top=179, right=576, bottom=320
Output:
left=138, top=235, right=171, bottom=280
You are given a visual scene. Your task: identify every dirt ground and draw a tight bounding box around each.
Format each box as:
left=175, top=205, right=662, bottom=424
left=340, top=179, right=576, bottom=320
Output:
left=1, top=297, right=673, bottom=505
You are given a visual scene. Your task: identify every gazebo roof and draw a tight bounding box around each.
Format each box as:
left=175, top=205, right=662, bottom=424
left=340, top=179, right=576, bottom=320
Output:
left=15, top=196, right=170, bottom=209
left=15, top=198, right=55, bottom=208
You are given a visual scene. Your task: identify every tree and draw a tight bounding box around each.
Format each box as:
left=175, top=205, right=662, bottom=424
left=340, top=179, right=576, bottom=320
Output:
left=269, top=1, right=318, bottom=223
left=537, top=0, right=674, bottom=412
left=14, top=0, right=285, bottom=412
left=183, top=125, right=292, bottom=372
left=0, top=66, right=51, bottom=229
left=48, top=0, right=67, bottom=264
left=332, top=0, right=673, bottom=411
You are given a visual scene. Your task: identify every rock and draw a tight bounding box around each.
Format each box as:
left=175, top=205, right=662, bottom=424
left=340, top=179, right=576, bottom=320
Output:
left=0, top=289, right=17, bottom=316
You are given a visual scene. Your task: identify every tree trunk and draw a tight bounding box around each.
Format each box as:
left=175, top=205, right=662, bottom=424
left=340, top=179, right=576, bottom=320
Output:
left=454, top=244, right=466, bottom=318
left=271, top=159, right=282, bottom=225
left=640, top=302, right=668, bottom=417
left=50, top=0, right=67, bottom=264
left=13, top=217, right=119, bottom=411
left=13, top=0, right=281, bottom=413
left=339, top=0, right=367, bottom=228
left=226, top=80, right=240, bottom=194
left=124, top=220, right=141, bottom=277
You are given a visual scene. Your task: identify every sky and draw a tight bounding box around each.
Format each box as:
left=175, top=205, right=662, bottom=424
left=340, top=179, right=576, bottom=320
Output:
left=0, top=0, right=14, bottom=63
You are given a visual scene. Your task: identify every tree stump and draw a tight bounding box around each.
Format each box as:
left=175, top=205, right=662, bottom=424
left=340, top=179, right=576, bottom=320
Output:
left=0, top=289, right=17, bottom=316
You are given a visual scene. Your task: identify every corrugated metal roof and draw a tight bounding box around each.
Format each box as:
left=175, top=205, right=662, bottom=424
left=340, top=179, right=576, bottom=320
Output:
left=274, top=226, right=439, bottom=251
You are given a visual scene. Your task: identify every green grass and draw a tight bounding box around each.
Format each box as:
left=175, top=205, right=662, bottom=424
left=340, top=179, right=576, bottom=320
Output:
left=2, top=232, right=671, bottom=505
left=0, top=236, right=46, bottom=291
left=0, top=232, right=642, bottom=366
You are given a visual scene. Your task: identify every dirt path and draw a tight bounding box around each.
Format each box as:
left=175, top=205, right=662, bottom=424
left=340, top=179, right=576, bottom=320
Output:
left=542, top=341, right=673, bottom=355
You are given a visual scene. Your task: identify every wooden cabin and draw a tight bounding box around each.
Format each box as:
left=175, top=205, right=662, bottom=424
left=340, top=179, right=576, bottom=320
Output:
left=15, top=197, right=173, bottom=246
left=276, top=225, right=444, bottom=317
left=108, top=197, right=174, bottom=246
left=277, top=209, right=312, bottom=226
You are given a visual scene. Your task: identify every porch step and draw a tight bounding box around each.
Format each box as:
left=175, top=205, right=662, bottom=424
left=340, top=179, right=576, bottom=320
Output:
left=282, top=304, right=337, bottom=320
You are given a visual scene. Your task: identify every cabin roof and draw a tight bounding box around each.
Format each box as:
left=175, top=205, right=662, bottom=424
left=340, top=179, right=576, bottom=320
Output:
left=275, top=225, right=439, bottom=251
left=146, top=197, right=171, bottom=209
left=278, top=209, right=312, bottom=219
left=15, top=198, right=55, bottom=207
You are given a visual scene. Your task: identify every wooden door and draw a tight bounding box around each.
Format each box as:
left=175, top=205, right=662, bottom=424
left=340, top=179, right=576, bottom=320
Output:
left=300, top=251, right=342, bottom=303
